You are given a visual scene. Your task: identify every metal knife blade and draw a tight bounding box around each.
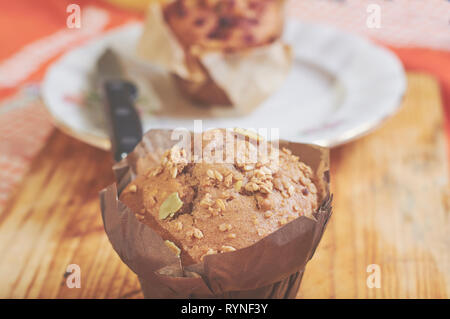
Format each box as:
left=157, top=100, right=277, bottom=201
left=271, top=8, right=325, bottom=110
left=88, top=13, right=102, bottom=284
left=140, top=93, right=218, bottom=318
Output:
left=96, top=48, right=143, bottom=162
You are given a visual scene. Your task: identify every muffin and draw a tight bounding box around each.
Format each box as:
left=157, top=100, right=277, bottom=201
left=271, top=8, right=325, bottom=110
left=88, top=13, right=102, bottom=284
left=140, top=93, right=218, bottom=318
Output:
left=119, top=129, right=319, bottom=265
left=101, top=128, right=331, bottom=298
left=163, top=0, right=285, bottom=53
left=137, top=0, right=291, bottom=110
left=164, top=0, right=285, bottom=105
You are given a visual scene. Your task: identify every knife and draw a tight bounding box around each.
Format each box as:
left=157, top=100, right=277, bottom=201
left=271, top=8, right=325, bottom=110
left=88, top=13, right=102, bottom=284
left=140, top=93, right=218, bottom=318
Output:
left=96, top=48, right=143, bottom=162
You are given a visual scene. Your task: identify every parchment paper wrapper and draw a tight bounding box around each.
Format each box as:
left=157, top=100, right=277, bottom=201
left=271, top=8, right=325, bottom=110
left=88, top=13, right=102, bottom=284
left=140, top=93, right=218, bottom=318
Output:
left=136, top=4, right=292, bottom=113
left=100, top=129, right=332, bottom=298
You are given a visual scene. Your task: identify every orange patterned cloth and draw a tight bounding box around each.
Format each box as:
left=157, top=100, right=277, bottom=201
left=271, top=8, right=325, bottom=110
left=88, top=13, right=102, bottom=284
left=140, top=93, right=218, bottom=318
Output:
left=0, top=0, right=449, bottom=209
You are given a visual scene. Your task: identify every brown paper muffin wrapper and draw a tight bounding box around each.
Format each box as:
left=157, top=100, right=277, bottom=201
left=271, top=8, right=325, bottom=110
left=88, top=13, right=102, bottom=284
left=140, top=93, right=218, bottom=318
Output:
left=100, top=129, right=332, bottom=299
left=136, top=4, right=292, bottom=113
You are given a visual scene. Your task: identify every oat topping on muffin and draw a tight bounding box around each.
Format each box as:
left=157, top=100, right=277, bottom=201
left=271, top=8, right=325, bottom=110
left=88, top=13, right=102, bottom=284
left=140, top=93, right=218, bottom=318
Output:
left=120, top=129, right=319, bottom=265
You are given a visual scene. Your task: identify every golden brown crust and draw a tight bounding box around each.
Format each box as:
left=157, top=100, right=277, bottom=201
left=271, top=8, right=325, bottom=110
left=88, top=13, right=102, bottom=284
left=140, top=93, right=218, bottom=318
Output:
left=163, top=0, right=285, bottom=53
left=120, top=129, right=318, bottom=265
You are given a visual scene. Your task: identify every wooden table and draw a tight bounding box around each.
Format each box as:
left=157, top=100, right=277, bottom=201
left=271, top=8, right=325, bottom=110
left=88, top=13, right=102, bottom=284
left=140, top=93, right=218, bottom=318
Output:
left=0, top=73, right=448, bottom=298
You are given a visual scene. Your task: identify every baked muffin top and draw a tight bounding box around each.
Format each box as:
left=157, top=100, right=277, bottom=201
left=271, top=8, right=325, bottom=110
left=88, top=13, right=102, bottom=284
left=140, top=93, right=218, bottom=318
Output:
left=120, top=129, right=318, bottom=265
left=162, top=0, right=285, bottom=52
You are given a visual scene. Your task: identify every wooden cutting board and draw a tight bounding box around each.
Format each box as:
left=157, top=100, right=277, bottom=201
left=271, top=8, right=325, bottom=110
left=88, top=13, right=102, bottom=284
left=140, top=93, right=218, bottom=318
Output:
left=0, top=73, right=448, bottom=298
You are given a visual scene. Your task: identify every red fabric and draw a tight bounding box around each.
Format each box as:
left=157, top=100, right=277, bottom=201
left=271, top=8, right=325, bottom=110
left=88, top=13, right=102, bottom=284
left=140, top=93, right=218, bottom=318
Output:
left=0, top=0, right=143, bottom=100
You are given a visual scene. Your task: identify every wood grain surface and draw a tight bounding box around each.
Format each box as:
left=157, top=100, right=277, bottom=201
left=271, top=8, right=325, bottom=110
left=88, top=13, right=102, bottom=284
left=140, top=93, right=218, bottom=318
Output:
left=0, top=73, right=448, bottom=298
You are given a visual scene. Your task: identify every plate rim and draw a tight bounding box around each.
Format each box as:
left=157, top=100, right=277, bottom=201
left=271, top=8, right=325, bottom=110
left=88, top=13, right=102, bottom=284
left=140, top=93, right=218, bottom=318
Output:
left=42, top=20, right=406, bottom=150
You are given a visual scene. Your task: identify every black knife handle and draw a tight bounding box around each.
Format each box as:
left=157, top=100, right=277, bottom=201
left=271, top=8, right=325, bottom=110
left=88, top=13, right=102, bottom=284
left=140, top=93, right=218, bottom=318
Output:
left=103, top=80, right=143, bottom=162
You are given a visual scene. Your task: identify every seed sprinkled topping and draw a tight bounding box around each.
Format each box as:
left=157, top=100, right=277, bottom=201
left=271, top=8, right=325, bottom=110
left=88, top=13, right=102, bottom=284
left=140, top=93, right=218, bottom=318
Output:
left=264, top=211, right=273, bottom=218
left=193, top=228, right=204, bottom=239
left=219, top=223, right=232, bottom=232
left=234, top=180, right=243, bottom=192
left=128, top=184, right=137, bottom=193
left=221, top=245, right=236, bottom=252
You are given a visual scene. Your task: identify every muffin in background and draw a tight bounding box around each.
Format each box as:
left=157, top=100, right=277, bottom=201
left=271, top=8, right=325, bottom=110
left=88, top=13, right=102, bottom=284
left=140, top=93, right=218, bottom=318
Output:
left=163, top=0, right=285, bottom=52
left=137, top=0, right=291, bottom=112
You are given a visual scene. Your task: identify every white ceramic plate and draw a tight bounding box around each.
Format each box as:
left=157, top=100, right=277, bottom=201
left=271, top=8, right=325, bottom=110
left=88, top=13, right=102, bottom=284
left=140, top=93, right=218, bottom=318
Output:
left=42, top=20, right=406, bottom=149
